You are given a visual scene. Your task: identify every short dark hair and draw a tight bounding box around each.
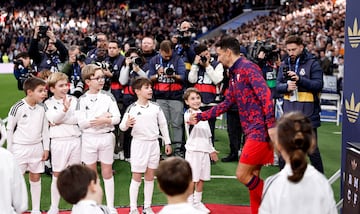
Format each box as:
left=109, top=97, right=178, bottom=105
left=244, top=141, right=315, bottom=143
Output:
left=23, top=77, right=46, bottom=95
left=57, top=164, right=98, bottom=204
left=159, top=40, right=172, bottom=53
left=285, top=35, right=303, bottom=46
left=15, top=52, right=29, bottom=60
left=155, top=157, right=192, bottom=196
left=215, top=36, right=241, bottom=55
left=194, top=44, right=208, bottom=55
left=132, top=77, right=152, bottom=92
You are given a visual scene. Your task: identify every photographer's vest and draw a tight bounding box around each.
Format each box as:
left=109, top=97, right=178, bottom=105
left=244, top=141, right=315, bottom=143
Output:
left=152, top=55, right=184, bottom=100
left=194, top=60, right=219, bottom=104
left=39, top=53, right=61, bottom=72
left=106, top=55, right=125, bottom=103
left=123, top=67, right=146, bottom=107
left=283, top=57, right=320, bottom=119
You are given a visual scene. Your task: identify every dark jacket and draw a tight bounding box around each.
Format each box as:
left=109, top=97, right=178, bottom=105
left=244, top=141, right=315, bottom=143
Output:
left=276, top=50, right=324, bottom=128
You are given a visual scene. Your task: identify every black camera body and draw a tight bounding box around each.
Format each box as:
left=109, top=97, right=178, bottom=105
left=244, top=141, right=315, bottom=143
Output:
left=282, top=66, right=292, bottom=81
left=200, top=56, right=207, bottom=63
left=164, top=67, right=175, bottom=76
left=13, top=59, right=24, bottom=67
left=250, top=40, right=279, bottom=63
left=38, top=26, right=49, bottom=38
left=131, top=57, right=142, bottom=66
left=76, top=54, right=86, bottom=62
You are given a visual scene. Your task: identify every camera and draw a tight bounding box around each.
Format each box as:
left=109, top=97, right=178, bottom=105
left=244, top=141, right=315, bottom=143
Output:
left=282, top=66, right=292, bottom=81
left=95, top=61, right=110, bottom=70
left=200, top=56, right=207, bottom=63
left=76, top=54, right=86, bottom=62
left=13, top=59, right=24, bottom=67
left=131, top=57, right=142, bottom=66
left=38, top=26, right=49, bottom=38
left=84, top=35, right=97, bottom=45
left=164, top=67, right=175, bottom=76
left=250, top=40, right=279, bottom=63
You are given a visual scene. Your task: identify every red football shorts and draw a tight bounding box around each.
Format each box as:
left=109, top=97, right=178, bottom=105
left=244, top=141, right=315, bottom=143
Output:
left=239, top=139, right=274, bottom=165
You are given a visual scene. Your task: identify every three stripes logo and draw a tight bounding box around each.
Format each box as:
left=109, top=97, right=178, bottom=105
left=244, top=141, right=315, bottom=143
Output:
left=345, top=93, right=360, bottom=123
left=348, top=18, right=360, bottom=48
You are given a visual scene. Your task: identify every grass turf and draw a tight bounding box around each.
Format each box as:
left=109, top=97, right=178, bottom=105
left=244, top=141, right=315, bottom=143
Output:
left=0, top=74, right=341, bottom=211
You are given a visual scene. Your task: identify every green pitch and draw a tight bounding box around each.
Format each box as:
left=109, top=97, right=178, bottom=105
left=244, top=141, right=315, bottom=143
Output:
left=0, top=74, right=341, bottom=211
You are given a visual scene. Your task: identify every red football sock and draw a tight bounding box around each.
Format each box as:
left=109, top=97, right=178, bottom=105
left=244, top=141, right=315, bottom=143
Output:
left=246, top=176, right=264, bottom=214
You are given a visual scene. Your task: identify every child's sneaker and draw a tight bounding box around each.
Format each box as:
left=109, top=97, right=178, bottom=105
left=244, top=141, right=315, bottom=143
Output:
left=129, top=209, right=139, bottom=214
left=47, top=206, right=59, bottom=214
left=193, top=202, right=210, bottom=213
left=142, top=207, right=155, bottom=214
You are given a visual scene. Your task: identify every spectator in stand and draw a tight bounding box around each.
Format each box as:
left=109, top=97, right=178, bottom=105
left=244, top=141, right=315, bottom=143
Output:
left=61, top=45, right=86, bottom=98
left=28, top=26, right=68, bottom=72
left=188, top=43, right=224, bottom=145
left=148, top=40, right=186, bottom=158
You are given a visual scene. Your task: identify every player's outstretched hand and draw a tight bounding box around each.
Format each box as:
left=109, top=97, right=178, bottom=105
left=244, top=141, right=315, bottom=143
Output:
left=165, top=144, right=172, bottom=155
left=188, top=111, right=198, bottom=125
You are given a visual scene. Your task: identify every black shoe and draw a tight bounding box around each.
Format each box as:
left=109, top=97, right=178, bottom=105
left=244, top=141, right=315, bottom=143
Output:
left=221, top=154, right=238, bottom=162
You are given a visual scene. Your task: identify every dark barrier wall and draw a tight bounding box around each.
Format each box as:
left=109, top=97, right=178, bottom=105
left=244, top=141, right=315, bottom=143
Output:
left=342, top=0, right=360, bottom=212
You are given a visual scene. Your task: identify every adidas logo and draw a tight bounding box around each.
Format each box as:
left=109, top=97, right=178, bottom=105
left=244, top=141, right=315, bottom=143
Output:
left=348, top=18, right=360, bottom=48
left=345, top=93, right=360, bottom=123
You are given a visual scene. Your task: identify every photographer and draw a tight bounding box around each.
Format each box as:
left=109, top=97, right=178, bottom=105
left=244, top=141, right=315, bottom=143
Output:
left=188, top=44, right=224, bottom=145
left=61, top=45, right=86, bottom=98
left=13, top=52, right=38, bottom=90
left=103, top=40, right=125, bottom=102
left=148, top=40, right=186, bottom=157
left=276, top=35, right=324, bottom=173
left=85, top=32, right=108, bottom=64
left=252, top=42, right=281, bottom=101
left=28, top=26, right=68, bottom=72
left=118, top=47, right=147, bottom=160
left=174, top=21, right=196, bottom=71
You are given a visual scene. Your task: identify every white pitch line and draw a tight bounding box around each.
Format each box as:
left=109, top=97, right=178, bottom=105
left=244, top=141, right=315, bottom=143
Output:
left=210, top=175, right=237, bottom=179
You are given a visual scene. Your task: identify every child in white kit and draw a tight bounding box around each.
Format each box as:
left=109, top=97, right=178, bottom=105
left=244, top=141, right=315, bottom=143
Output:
left=57, top=164, right=112, bottom=214
left=120, top=77, right=172, bottom=214
left=45, top=72, right=82, bottom=214
left=77, top=64, right=121, bottom=214
left=6, top=77, right=49, bottom=214
left=183, top=87, right=219, bottom=213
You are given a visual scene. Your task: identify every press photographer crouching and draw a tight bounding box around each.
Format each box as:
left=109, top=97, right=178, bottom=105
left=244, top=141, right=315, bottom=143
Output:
left=61, top=45, right=86, bottom=98
left=13, top=52, right=38, bottom=90
left=28, top=25, right=68, bottom=73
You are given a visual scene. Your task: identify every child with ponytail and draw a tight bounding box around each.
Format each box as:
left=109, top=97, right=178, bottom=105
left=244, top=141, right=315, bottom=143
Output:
left=259, top=111, right=337, bottom=214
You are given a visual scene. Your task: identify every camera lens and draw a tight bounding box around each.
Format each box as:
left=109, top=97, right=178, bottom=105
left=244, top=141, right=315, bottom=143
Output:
left=200, top=56, right=207, bottom=63
left=132, top=57, right=142, bottom=66
left=165, top=67, right=175, bottom=75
